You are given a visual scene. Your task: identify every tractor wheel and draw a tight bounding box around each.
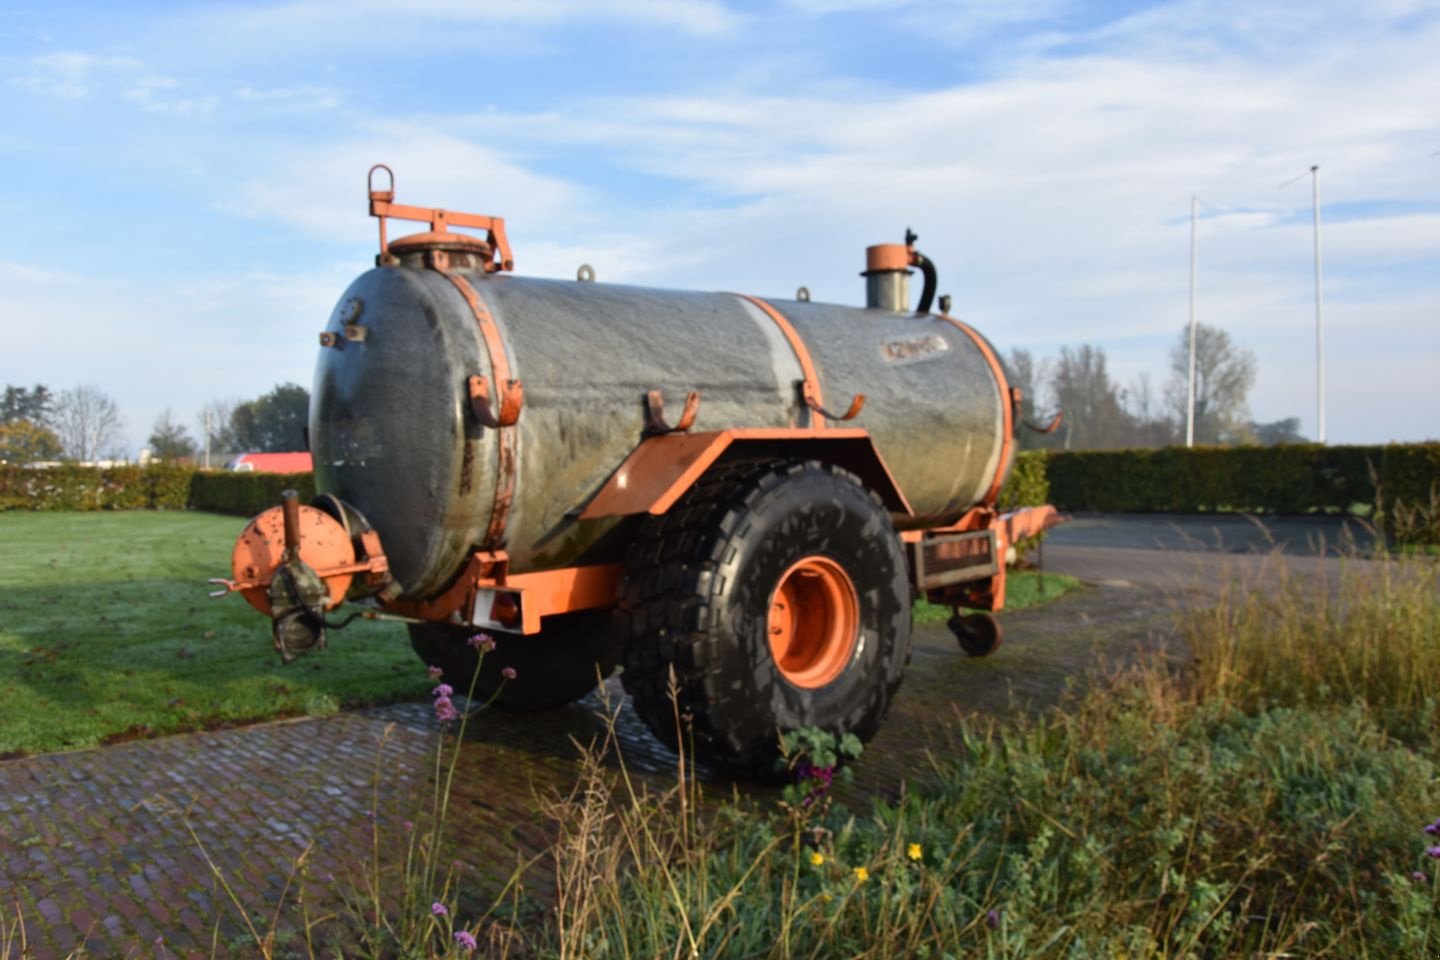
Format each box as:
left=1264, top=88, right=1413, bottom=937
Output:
left=948, top=611, right=1003, bottom=657
left=620, top=459, right=911, bottom=776
left=408, top=608, right=618, bottom=710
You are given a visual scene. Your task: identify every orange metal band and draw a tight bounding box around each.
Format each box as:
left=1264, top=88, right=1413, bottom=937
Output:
left=441, top=271, right=518, bottom=548
left=736, top=293, right=825, bottom=430
left=934, top=314, right=1014, bottom=505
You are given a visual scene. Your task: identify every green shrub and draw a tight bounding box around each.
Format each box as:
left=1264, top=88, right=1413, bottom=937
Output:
left=0, top=464, right=200, bottom=511
left=1045, top=443, right=1440, bottom=542
left=188, top=470, right=315, bottom=517
left=998, top=449, right=1049, bottom=511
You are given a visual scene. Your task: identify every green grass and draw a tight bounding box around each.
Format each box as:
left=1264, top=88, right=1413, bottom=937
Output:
left=0, top=513, right=1080, bottom=759
left=0, top=511, right=426, bottom=757
left=521, top=553, right=1440, bottom=959
left=912, top=570, right=1081, bottom=625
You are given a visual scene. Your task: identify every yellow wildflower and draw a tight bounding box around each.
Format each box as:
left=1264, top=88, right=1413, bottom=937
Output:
left=809, top=851, right=825, bottom=867
left=853, top=866, right=869, bottom=882
left=907, top=843, right=923, bottom=862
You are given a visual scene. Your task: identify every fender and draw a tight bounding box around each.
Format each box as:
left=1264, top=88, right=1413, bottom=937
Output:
left=579, top=428, right=913, bottom=520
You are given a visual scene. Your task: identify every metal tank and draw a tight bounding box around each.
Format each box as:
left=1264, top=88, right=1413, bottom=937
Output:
left=311, top=262, right=1009, bottom=601
left=211, top=165, right=1065, bottom=776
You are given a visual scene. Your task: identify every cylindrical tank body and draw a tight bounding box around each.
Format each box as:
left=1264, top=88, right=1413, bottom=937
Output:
left=312, top=262, right=1010, bottom=599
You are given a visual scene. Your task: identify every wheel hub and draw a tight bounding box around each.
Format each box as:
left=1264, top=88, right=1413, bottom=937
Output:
left=767, top=555, right=860, bottom=688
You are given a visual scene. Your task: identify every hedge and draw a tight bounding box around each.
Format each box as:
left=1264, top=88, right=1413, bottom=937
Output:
left=0, top=464, right=193, bottom=512
left=999, top=450, right=1049, bottom=511
left=0, top=465, right=313, bottom=517
left=2, top=443, right=1434, bottom=541
left=187, top=471, right=316, bottom=517
left=1044, top=443, right=1440, bottom=516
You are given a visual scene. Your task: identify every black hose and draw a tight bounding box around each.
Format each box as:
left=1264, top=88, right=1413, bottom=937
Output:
left=912, top=250, right=937, bottom=314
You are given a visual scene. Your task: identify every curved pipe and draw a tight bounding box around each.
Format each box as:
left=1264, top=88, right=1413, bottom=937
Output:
left=910, top=250, right=937, bottom=314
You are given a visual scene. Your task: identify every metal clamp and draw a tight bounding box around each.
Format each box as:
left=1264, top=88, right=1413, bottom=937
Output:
left=644, top=389, right=700, bottom=434
left=468, top=374, right=524, bottom=428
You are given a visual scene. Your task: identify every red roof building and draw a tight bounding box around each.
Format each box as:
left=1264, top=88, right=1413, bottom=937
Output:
left=227, top=452, right=313, bottom=473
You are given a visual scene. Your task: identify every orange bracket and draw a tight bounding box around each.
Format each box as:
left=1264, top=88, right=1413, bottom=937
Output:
left=644, top=389, right=700, bottom=434
left=468, top=374, right=524, bottom=428
left=368, top=164, right=515, bottom=272
left=384, top=550, right=622, bottom=635
left=580, top=428, right=912, bottom=520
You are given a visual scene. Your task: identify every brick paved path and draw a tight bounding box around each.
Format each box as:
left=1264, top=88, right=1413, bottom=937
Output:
left=10, top=523, right=1286, bottom=958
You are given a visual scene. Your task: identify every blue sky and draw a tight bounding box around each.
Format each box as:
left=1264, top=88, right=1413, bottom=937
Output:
left=2, top=0, right=1437, bottom=450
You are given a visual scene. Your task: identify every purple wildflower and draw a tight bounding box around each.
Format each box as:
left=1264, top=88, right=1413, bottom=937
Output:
left=432, top=901, right=448, bottom=916
left=427, top=665, right=444, bottom=679
left=1427, top=846, right=1440, bottom=859
left=403, top=821, right=414, bottom=832
left=434, top=696, right=458, bottom=723
left=468, top=633, right=496, bottom=652
left=986, top=909, right=1001, bottom=929
left=455, top=930, right=477, bottom=951
left=501, top=666, right=517, bottom=680
left=1424, top=819, right=1440, bottom=836
left=1414, top=871, right=1430, bottom=883
left=433, top=683, right=454, bottom=699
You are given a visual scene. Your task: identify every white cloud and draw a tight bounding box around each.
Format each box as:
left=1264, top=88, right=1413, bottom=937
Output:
left=233, top=85, right=341, bottom=111
left=195, top=0, right=741, bottom=45
left=8, top=51, right=142, bottom=99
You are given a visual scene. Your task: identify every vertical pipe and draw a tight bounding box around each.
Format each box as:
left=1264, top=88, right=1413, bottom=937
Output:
left=1311, top=165, right=1326, bottom=445
left=281, top=489, right=301, bottom=560
left=1186, top=194, right=1198, bottom=448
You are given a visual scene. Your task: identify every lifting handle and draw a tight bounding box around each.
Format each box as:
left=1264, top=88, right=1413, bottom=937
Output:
left=644, top=389, right=701, bottom=434
left=802, top=382, right=866, bottom=422
left=468, top=374, right=524, bottom=428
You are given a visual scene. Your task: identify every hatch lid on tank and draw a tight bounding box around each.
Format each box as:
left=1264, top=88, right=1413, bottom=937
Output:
left=368, top=163, right=515, bottom=272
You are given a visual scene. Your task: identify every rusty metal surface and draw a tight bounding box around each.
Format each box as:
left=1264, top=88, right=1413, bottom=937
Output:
left=312, top=268, right=1009, bottom=596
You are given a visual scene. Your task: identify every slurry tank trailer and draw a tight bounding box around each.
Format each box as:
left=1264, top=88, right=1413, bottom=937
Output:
left=211, top=166, right=1061, bottom=775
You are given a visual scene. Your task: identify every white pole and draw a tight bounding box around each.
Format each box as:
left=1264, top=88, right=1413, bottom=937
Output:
left=204, top=410, right=211, bottom=469
left=1186, top=194, right=1198, bottom=447
left=1311, top=165, right=1326, bottom=444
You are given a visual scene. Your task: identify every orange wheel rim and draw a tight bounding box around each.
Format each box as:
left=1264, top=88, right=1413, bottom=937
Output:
left=767, top=555, right=860, bottom=689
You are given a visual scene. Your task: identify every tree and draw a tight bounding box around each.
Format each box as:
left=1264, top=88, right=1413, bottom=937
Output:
left=148, top=409, right=197, bottom=462
left=53, top=384, right=125, bottom=462
left=1166, top=323, right=1257, bottom=445
left=1249, top=417, right=1306, bottom=445
left=1120, top=372, right=1177, bottom=448
left=1049, top=344, right=1131, bottom=449
left=196, top=398, right=241, bottom=463
left=0, top=420, right=63, bottom=463
left=2, top=384, right=54, bottom=425
left=231, top=383, right=310, bottom=452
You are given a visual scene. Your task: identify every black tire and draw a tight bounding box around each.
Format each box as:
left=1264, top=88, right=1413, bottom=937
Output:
left=949, top=611, right=1003, bottom=657
left=620, top=459, right=912, bottom=776
left=408, top=609, right=618, bottom=710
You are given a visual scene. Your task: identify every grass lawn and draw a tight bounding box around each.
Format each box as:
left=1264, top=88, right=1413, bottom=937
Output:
left=0, top=511, right=426, bottom=757
left=0, top=512, right=1079, bottom=759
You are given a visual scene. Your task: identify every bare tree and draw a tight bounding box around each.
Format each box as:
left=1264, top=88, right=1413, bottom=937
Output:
left=196, top=398, right=241, bottom=465
left=1049, top=344, right=1132, bottom=450
left=1165, top=323, right=1257, bottom=444
left=53, top=384, right=125, bottom=462
left=1123, top=372, right=1177, bottom=448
